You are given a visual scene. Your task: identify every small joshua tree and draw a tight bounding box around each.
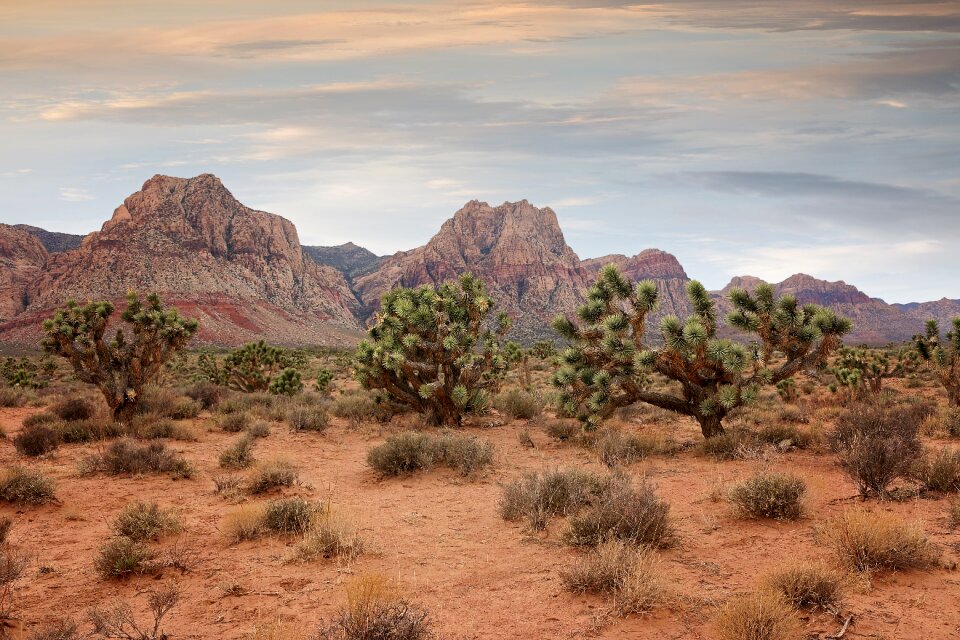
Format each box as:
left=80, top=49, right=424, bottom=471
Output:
left=43, top=293, right=198, bottom=422
left=353, top=274, right=511, bottom=426
left=504, top=341, right=532, bottom=390
left=201, top=341, right=302, bottom=393
left=916, top=318, right=960, bottom=406
left=268, top=368, right=303, bottom=396
left=552, top=266, right=851, bottom=437
left=831, top=347, right=893, bottom=400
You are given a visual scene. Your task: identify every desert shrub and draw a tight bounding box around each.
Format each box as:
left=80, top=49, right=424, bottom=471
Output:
left=831, top=400, right=924, bottom=498
left=129, top=415, right=178, bottom=440
left=699, top=430, right=758, bottom=461
left=499, top=468, right=605, bottom=531
left=295, top=504, right=365, bottom=562
left=331, top=393, right=383, bottom=427
left=88, top=582, right=180, bottom=639
left=135, top=386, right=180, bottom=418
left=217, top=394, right=252, bottom=415
left=915, top=447, right=960, bottom=492
left=218, top=411, right=251, bottom=433
left=248, top=457, right=298, bottom=494
left=728, top=471, right=806, bottom=520
left=366, top=431, right=493, bottom=477
left=762, top=562, right=844, bottom=611
left=223, top=503, right=266, bottom=541
left=54, top=418, right=122, bottom=443
left=28, top=618, right=80, bottom=640
left=713, top=591, right=800, bottom=640
left=112, top=501, right=181, bottom=542
left=13, top=423, right=60, bottom=457
left=0, top=466, right=56, bottom=504
left=263, top=496, right=315, bottom=535
left=169, top=397, right=201, bottom=420
left=561, top=540, right=661, bottom=615
left=493, top=388, right=543, bottom=420
left=286, top=403, right=329, bottom=433
left=185, top=381, right=222, bottom=409
left=595, top=429, right=658, bottom=467
left=820, top=509, right=940, bottom=573
left=566, top=479, right=673, bottom=548
left=315, top=575, right=432, bottom=640
left=21, top=411, right=59, bottom=428
left=0, top=388, right=28, bottom=408
left=949, top=498, right=960, bottom=528
left=268, top=368, right=303, bottom=396
left=51, top=396, right=95, bottom=422
left=314, top=368, right=334, bottom=394
left=219, top=435, right=256, bottom=469
left=95, top=536, right=153, bottom=578
left=544, top=419, right=579, bottom=441
left=91, top=439, right=193, bottom=478
left=756, top=422, right=810, bottom=448
left=248, top=420, right=271, bottom=438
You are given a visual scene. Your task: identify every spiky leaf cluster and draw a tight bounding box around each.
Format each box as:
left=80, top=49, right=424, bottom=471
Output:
left=42, top=292, right=198, bottom=421
left=831, top=346, right=893, bottom=397
left=268, top=368, right=304, bottom=396
left=314, top=368, right=334, bottom=394
left=551, top=266, right=851, bottom=437
left=353, top=274, right=511, bottom=426
left=1, top=357, right=47, bottom=389
left=211, top=341, right=303, bottom=393
left=915, top=317, right=960, bottom=406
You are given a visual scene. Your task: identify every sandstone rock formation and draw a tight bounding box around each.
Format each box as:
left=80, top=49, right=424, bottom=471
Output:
left=0, top=225, right=48, bottom=323
left=582, top=249, right=693, bottom=322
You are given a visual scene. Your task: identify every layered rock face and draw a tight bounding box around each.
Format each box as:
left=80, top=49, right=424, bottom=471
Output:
left=354, top=200, right=591, bottom=340
left=582, top=249, right=693, bottom=323
left=3, top=174, right=360, bottom=346
left=0, top=225, right=48, bottom=323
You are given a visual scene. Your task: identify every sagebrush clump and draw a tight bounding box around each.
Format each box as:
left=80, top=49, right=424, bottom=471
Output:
left=728, top=471, right=806, bottom=520
left=366, top=431, right=493, bottom=477
left=820, top=509, right=940, bottom=573
left=112, top=501, right=181, bottom=542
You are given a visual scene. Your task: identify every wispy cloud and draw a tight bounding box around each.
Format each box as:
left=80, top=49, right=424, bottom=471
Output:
left=58, top=187, right=94, bottom=202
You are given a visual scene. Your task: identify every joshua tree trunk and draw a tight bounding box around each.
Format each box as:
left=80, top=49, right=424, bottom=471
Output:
left=696, top=413, right=725, bottom=439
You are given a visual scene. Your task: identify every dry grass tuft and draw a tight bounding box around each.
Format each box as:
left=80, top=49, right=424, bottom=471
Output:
left=562, top=540, right=662, bottom=615
left=819, top=509, right=940, bottom=573
left=566, top=478, right=674, bottom=548
left=112, top=501, right=181, bottom=542
left=713, top=590, right=801, bottom=640
left=762, top=561, right=845, bottom=611
left=728, top=471, right=806, bottom=520
left=294, top=503, right=365, bottom=562
left=499, top=468, right=605, bottom=531
left=0, top=466, right=56, bottom=505
left=223, top=503, right=266, bottom=542
left=315, top=574, right=432, bottom=640
left=247, top=457, right=298, bottom=494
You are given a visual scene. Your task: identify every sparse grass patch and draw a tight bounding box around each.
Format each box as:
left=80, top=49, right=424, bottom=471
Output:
left=218, top=411, right=250, bottom=433
left=219, top=434, right=256, bottom=469
left=315, top=574, right=432, bottom=640
left=50, top=396, right=96, bottom=422
left=595, top=429, right=659, bottom=467
left=561, top=540, right=662, bottom=615
left=493, top=388, right=543, bottom=420
left=699, top=430, right=759, bottom=461
left=0, top=388, right=29, bottom=408
left=331, top=392, right=384, bottom=427
left=762, top=562, right=845, bottom=611
left=499, top=468, right=605, bottom=531
left=185, top=381, right=222, bottom=410
left=0, top=466, right=56, bottom=504
left=713, top=591, right=800, bottom=640
left=915, top=447, right=960, bottom=492
left=13, top=423, right=60, bottom=457
left=95, top=536, right=154, bottom=578
left=169, top=397, right=201, bottom=419
left=543, top=419, right=579, bottom=441
left=54, top=418, right=122, bottom=443
left=366, top=431, right=494, bottom=477
left=820, top=509, right=940, bottom=573
left=263, top=496, right=315, bottom=536
left=27, top=618, right=80, bottom=640
left=86, top=439, right=194, bottom=479
left=248, top=420, right=271, bottom=438
left=566, top=478, right=673, bottom=548
left=294, top=503, right=365, bottom=563
left=728, top=471, right=806, bottom=520
left=286, top=403, right=329, bottom=433
left=112, top=501, right=181, bottom=542
left=223, top=503, right=266, bottom=541
left=247, top=457, right=299, bottom=494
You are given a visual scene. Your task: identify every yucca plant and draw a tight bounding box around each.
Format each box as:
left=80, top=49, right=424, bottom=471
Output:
left=552, top=266, right=851, bottom=438
left=916, top=318, right=960, bottom=406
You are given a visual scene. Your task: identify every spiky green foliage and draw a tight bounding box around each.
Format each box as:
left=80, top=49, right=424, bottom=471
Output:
left=831, top=347, right=894, bottom=399
left=504, top=340, right=532, bottom=389
left=552, top=266, right=851, bottom=438
left=42, top=293, right=198, bottom=422
left=268, top=368, right=303, bottom=396
left=202, top=341, right=304, bottom=393
left=314, top=368, right=334, bottom=394
left=1, top=357, right=47, bottom=389
left=353, top=274, right=511, bottom=426
left=915, top=318, right=960, bottom=406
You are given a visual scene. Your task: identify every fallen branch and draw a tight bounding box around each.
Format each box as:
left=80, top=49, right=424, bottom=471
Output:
left=825, top=615, right=853, bottom=639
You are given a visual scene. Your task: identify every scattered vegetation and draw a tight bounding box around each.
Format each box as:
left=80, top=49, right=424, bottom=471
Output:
left=88, top=581, right=181, bottom=639
left=500, top=468, right=605, bottom=531
left=820, top=509, right=940, bottom=573
left=561, top=540, right=662, bottom=615
left=915, top=447, right=960, bottom=492
left=13, top=423, right=60, bottom=457
left=367, top=431, right=494, bottom=477
left=0, top=466, right=56, bottom=505
left=728, top=471, right=806, bottom=520
left=112, top=501, right=181, bottom=542
left=915, top=317, right=960, bottom=406
left=286, top=403, right=329, bottom=432
left=493, top=388, right=543, bottom=420
left=294, top=503, right=365, bottom=563
left=85, top=439, right=194, bottom=478
left=762, top=562, right=845, bottom=611
left=713, top=591, right=800, bottom=640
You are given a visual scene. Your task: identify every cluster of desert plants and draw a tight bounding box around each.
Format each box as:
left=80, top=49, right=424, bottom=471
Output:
left=82, top=439, right=194, bottom=479
left=819, top=509, right=940, bottom=573
left=0, top=466, right=56, bottom=505
left=915, top=317, right=960, bottom=406
left=199, top=341, right=305, bottom=395
left=367, top=431, right=494, bottom=477
left=315, top=574, right=432, bottom=640
left=562, top=540, right=662, bottom=616
left=727, top=470, right=806, bottom=520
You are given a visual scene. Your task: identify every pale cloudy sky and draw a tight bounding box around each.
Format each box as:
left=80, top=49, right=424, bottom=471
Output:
left=1, top=1, right=958, bottom=302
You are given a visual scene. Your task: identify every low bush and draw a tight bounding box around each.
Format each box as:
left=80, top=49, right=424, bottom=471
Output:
left=331, top=392, right=390, bottom=427
left=831, top=400, right=925, bottom=498
left=21, top=411, right=58, bottom=429
left=136, top=386, right=180, bottom=418
left=493, top=388, right=543, bottom=420
left=366, top=431, right=494, bottom=477
left=595, top=429, right=659, bottom=467
left=185, top=381, right=222, bottom=410
left=762, top=562, right=844, bottom=611
left=263, top=496, right=315, bottom=536
left=89, top=439, right=194, bottom=479
left=728, top=471, right=806, bottom=520
left=294, top=504, right=365, bottom=562
left=949, top=498, right=960, bottom=529
left=315, top=575, right=432, bottom=640
left=756, top=422, right=811, bottom=449
left=112, top=501, right=181, bottom=542
left=713, top=591, right=800, bottom=640
left=95, top=536, right=153, bottom=578
left=220, top=435, right=256, bottom=469
left=13, top=423, right=60, bottom=457
left=217, top=395, right=252, bottom=415
left=248, top=420, right=271, bottom=438
left=0, top=517, right=11, bottom=544
left=699, top=430, right=758, bottom=461
left=218, top=411, right=251, bottom=433
left=561, top=540, right=661, bottom=615
left=543, top=419, right=579, bottom=441
left=248, top=457, right=299, bottom=494
left=169, top=397, right=201, bottom=420
left=27, top=618, right=79, bottom=640
left=499, top=468, right=606, bottom=531
left=0, top=388, right=28, bottom=408
left=0, top=466, right=56, bottom=504
left=566, top=479, right=673, bottom=548
left=51, top=397, right=95, bottom=422
left=54, top=418, right=122, bottom=443
left=915, top=448, right=960, bottom=492
left=286, top=404, right=329, bottom=433
left=820, top=509, right=940, bottom=573
left=223, top=503, right=266, bottom=541
left=129, top=414, right=179, bottom=440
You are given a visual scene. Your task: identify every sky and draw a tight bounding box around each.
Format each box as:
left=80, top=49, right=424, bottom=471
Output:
left=1, top=1, right=958, bottom=303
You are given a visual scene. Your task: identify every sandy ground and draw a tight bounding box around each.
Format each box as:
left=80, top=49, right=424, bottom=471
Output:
left=2, top=401, right=959, bottom=640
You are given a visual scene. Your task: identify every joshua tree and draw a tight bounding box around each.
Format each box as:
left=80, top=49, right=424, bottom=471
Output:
left=504, top=341, right=532, bottom=390
left=915, top=318, right=960, bottom=406
left=268, top=368, right=303, bottom=396
left=353, top=274, right=511, bottom=426
left=831, top=346, right=894, bottom=399
left=42, top=293, right=198, bottom=422
left=552, top=265, right=851, bottom=437
left=198, top=341, right=302, bottom=393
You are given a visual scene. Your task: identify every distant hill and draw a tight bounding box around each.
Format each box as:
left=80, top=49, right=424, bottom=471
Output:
left=13, top=224, right=83, bottom=254
left=304, top=242, right=384, bottom=281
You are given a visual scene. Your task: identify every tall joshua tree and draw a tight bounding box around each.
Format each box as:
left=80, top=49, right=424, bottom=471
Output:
left=43, top=292, right=198, bottom=422
left=915, top=318, right=960, bottom=406
left=552, top=265, right=851, bottom=438
left=353, top=274, right=511, bottom=426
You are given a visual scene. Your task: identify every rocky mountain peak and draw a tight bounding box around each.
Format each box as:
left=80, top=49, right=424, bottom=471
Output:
left=0, top=224, right=48, bottom=322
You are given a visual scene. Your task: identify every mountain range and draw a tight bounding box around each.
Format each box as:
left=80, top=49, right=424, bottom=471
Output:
left=0, top=173, right=956, bottom=347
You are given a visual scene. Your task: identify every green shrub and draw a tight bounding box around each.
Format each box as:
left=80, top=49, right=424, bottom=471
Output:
left=314, top=368, right=334, bottom=394
left=248, top=457, right=298, bottom=494
left=263, top=496, right=315, bottom=535
left=169, top=397, right=201, bottom=419
left=95, top=536, right=153, bottom=578
left=0, top=466, right=56, bottom=504
left=112, top=501, right=181, bottom=542
left=366, top=431, right=494, bottom=477
left=728, top=471, right=806, bottom=520
left=286, top=404, right=329, bottom=433
left=218, top=411, right=250, bottom=433
left=13, top=423, right=60, bottom=457
left=90, top=439, right=193, bottom=478
left=51, top=396, right=95, bottom=421
left=566, top=479, right=673, bottom=548
left=219, top=435, right=255, bottom=469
